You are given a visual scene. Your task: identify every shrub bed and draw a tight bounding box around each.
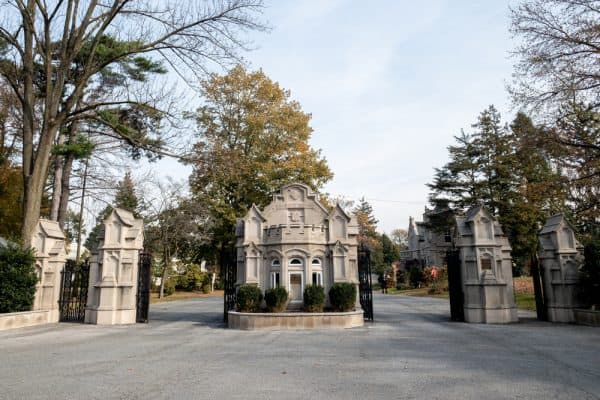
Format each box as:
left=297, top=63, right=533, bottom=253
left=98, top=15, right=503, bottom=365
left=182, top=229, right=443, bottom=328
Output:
left=303, top=285, right=325, bottom=312
left=237, top=284, right=263, bottom=312
left=0, top=243, right=37, bottom=313
left=329, top=282, right=356, bottom=312
left=264, top=287, right=288, bottom=312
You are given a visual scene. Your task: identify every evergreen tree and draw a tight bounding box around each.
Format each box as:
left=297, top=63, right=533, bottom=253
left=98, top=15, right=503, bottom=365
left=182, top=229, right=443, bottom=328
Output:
left=353, top=198, right=384, bottom=273
left=84, top=172, right=140, bottom=250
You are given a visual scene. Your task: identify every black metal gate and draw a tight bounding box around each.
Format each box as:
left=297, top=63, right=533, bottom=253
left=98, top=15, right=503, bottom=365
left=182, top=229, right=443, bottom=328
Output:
left=530, top=254, right=548, bottom=321
left=446, top=249, right=464, bottom=322
left=222, top=247, right=237, bottom=322
left=136, top=251, right=152, bottom=323
left=358, top=244, right=374, bottom=321
left=59, top=259, right=90, bottom=323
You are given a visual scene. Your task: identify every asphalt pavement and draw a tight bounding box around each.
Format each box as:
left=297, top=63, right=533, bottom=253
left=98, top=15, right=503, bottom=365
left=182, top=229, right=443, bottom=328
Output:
left=0, top=294, right=598, bottom=400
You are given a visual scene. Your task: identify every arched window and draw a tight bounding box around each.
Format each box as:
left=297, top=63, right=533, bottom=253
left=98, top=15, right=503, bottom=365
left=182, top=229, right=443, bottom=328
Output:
left=271, top=259, right=281, bottom=288
left=312, top=258, right=321, bottom=266
left=290, top=258, right=302, bottom=265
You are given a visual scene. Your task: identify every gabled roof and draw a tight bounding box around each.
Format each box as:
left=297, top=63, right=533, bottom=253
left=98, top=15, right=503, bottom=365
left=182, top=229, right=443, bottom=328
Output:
left=38, top=219, right=65, bottom=239
left=112, top=208, right=135, bottom=226
left=247, top=204, right=267, bottom=222
left=328, top=203, right=351, bottom=222
left=540, top=213, right=569, bottom=235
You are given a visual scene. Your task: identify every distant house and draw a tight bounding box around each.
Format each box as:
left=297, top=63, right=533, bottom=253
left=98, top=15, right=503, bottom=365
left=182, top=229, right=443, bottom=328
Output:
left=400, top=206, right=453, bottom=269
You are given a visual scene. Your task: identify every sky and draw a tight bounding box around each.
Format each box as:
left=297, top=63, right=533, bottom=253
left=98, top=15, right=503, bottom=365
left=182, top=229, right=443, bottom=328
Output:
left=152, top=0, right=516, bottom=235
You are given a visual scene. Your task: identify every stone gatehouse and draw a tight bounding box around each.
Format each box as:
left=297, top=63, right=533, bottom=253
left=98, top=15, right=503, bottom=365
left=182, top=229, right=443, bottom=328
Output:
left=235, top=183, right=359, bottom=306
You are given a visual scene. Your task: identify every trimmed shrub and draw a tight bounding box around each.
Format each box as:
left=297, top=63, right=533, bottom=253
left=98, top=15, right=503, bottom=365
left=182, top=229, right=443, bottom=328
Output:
left=236, top=284, right=263, bottom=312
left=303, top=285, right=325, bottom=312
left=176, top=264, right=210, bottom=291
left=328, top=282, right=357, bottom=312
left=408, top=266, right=425, bottom=288
left=0, top=244, right=37, bottom=313
left=163, top=277, right=176, bottom=297
left=201, top=283, right=212, bottom=294
left=264, top=287, right=288, bottom=312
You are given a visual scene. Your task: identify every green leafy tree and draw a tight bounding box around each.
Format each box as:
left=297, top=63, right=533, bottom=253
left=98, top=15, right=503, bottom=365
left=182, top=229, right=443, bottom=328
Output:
left=429, top=107, right=567, bottom=273
left=0, top=1, right=265, bottom=242
left=353, top=198, right=383, bottom=272
left=189, top=65, right=332, bottom=255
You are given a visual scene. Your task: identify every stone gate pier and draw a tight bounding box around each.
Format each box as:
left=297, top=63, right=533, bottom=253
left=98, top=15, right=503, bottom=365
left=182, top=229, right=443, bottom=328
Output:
left=85, top=208, right=144, bottom=325
left=454, top=206, right=518, bottom=323
left=538, top=214, right=583, bottom=323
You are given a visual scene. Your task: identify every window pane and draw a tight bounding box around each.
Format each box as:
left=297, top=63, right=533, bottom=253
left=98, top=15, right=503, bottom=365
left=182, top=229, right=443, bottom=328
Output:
left=481, top=258, right=492, bottom=270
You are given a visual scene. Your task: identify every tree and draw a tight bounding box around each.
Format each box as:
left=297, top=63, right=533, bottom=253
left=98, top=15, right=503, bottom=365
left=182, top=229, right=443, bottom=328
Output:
left=510, top=0, right=600, bottom=113
left=0, top=1, right=265, bottom=242
left=353, top=197, right=383, bottom=272
left=390, top=228, right=408, bottom=248
left=381, top=233, right=399, bottom=265
left=84, top=172, right=141, bottom=250
left=143, top=180, right=210, bottom=298
left=429, top=107, right=567, bottom=273
left=189, top=65, right=332, bottom=252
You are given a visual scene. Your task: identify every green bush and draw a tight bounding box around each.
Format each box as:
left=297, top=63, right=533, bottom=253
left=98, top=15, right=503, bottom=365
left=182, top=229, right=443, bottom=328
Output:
left=328, top=282, right=357, bottom=312
left=176, top=264, right=210, bottom=291
left=0, top=243, right=37, bottom=313
left=201, top=283, right=212, bottom=294
left=264, top=287, right=288, bottom=312
left=236, top=284, right=263, bottom=312
left=303, top=285, right=325, bottom=312
left=163, top=277, right=176, bottom=297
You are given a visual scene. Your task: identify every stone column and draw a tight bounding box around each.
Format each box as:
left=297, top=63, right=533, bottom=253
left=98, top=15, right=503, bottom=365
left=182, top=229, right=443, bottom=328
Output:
left=30, top=219, right=67, bottom=323
left=84, top=208, right=143, bottom=325
left=538, top=214, right=582, bottom=323
left=455, top=206, right=518, bottom=323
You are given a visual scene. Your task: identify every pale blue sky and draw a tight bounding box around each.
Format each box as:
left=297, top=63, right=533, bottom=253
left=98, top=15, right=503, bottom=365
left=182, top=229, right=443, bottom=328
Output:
left=154, top=0, right=516, bottom=234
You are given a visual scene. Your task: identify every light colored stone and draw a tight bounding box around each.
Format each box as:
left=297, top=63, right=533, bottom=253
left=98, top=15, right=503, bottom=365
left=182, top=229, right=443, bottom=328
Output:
left=455, top=205, right=518, bottom=324
left=227, top=310, right=364, bottom=330
left=84, top=208, right=144, bottom=325
left=538, top=214, right=583, bottom=323
left=0, top=310, right=51, bottom=330
left=235, top=183, right=359, bottom=307
left=30, top=219, right=68, bottom=324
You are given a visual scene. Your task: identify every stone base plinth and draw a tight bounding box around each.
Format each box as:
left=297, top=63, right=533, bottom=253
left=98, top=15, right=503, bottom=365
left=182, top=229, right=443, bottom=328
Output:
left=228, top=310, right=364, bottom=330
left=547, top=306, right=576, bottom=323
left=0, top=310, right=52, bottom=331
left=464, top=306, right=518, bottom=324
left=84, top=308, right=136, bottom=325
left=574, top=309, right=600, bottom=327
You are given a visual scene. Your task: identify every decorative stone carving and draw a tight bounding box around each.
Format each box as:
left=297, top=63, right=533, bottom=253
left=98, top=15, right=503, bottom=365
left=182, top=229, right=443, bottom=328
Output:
left=236, top=183, right=359, bottom=308
left=538, top=214, right=583, bottom=323
left=454, top=206, right=518, bottom=323
left=85, top=208, right=144, bottom=325
left=30, top=219, right=68, bottom=323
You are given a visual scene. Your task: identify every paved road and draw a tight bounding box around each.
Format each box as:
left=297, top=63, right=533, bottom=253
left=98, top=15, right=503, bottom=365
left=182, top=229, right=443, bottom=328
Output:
left=1, top=295, right=598, bottom=400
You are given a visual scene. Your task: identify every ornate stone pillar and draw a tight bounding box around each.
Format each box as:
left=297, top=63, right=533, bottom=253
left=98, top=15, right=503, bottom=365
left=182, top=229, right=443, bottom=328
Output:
left=30, top=219, right=67, bottom=323
left=455, top=206, right=518, bottom=323
left=85, top=208, right=143, bottom=325
left=538, top=214, right=583, bottom=323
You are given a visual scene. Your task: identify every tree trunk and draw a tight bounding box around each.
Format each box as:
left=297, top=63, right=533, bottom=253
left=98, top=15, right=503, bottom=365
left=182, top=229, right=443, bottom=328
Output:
left=50, top=135, right=66, bottom=221
left=57, top=153, right=75, bottom=228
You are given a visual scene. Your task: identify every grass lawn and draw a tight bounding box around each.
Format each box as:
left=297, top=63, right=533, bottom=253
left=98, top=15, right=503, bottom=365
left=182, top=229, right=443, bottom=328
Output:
left=150, top=290, right=224, bottom=304
left=389, top=288, right=538, bottom=311
left=515, top=293, right=536, bottom=311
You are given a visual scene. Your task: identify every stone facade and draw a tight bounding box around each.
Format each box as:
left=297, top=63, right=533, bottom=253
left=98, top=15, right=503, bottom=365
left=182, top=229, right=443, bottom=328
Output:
left=235, top=183, right=359, bottom=306
left=454, top=205, right=518, bottom=323
left=85, top=208, right=144, bottom=325
left=401, top=207, right=452, bottom=268
left=538, top=214, right=583, bottom=323
left=31, top=219, right=68, bottom=323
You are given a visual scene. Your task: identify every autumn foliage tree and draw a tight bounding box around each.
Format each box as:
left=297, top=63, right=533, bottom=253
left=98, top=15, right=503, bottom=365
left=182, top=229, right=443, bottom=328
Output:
left=189, top=65, right=332, bottom=254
